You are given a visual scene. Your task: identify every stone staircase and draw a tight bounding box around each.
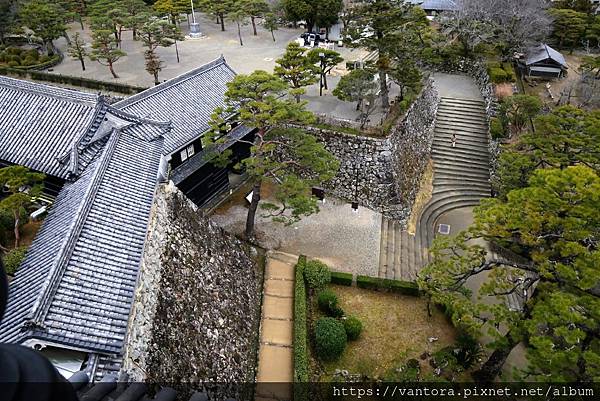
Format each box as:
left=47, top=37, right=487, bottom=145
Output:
left=378, top=96, right=491, bottom=281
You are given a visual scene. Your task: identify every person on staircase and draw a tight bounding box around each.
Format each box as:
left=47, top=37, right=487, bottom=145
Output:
left=451, top=133, right=456, bottom=148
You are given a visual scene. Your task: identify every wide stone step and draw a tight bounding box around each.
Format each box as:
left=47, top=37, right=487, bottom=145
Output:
left=432, top=147, right=490, bottom=161
left=435, top=121, right=489, bottom=134
left=436, top=112, right=488, bottom=124
left=440, top=97, right=486, bottom=107
left=434, top=128, right=490, bottom=142
left=434, top=172, right=490, bottom=184
left=434, top=162, right=490, bottom=175
left=433, top=181, right=492, bottom=192
left=433, top=154, right=490, bottom=168
left=438, top=101, right=486, bottom=114
left=432, top=187, right=490, bottom=197
left=435, top=132, right=490, bottom=145
left=436, top=107, right=488, bottom=119
left=433, top=139, right=490, bottom=152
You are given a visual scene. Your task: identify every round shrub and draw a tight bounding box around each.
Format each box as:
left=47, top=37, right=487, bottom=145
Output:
left=25, top=49, right=39, bottom=60
left=22, top=56, right=38, bottom=66
left=39, top=55, right=51, bottom=64
left=315, top=317, right=347, bottom=361
left=2, top=247, right=27, bottom=276
left=9, top=55, right=21, bottom=64
left=303, top=260, right=331, bottom=290
left=317, top=289, right=338, bottom=314
left=343, top=316, right=363, bottom=340
left=7, top=61, right=19, bottom=67
left=6, top=47, right=21, bottom=55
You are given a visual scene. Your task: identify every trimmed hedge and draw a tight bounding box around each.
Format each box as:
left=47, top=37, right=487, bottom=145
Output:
left=356, top=275, right=420, bottom=296
left=343, top=316, right=363, bottom=341
left=293, top=256, right=308, bottom=400
left=330, top=271, right=353, bottom=286
left=0, top=67, right=148, bottom=94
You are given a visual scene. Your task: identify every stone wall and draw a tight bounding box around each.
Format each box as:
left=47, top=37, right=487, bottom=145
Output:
left=389, top=79, right=439, bottom=220
left=123, top=183, right=261, bottom=394
left=305, top=79, right=440, bottom=224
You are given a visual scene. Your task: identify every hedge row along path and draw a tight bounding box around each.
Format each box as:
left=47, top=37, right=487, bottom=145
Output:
left=378, top=74, right=491, bottom=281
left=256, top=251, right=297, bottom=401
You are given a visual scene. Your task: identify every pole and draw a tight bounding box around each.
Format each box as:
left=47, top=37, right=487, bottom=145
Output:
left=175, top=40, right=180, bottom=63
left=191, top=0, right=197, bottom=24
left=319, top=52, right=325, bottom=96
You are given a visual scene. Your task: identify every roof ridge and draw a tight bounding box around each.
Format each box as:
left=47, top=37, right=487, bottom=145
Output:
left=113, top=56, right=229, bottom=109
left=0, top=75, right=99, bottom=106
left=26, top=130, right=123, bottom=329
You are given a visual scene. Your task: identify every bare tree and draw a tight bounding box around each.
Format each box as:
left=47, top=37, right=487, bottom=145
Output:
left=451, top=0, right=552, bottom=61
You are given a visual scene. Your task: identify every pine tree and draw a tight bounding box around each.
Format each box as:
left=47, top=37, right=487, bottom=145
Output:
left=274, top=42, right=319, bottom=103
left=204, top=71, right=339, bottom=238
left=89, top=28, right=127, bottom=78
left=67, top=32, right=88, bottom=71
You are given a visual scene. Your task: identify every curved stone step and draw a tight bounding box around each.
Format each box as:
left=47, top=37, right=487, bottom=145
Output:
left=433, top=181, right=491, bottom=192
left=418, top=197, right=485, bottom=250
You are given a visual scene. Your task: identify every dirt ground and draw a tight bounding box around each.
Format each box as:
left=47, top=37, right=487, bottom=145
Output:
left=407, top=160, right=434, bottom=235
left=523, top=51, right=585, bottom=107
left=312, top=285, right=456, bottom=380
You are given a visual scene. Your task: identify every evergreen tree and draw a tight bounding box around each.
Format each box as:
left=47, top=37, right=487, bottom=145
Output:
left=419, top=166, right=600, bottom=382
left=263, top=12, right=278, bottom=41
left=138, top=18, right=183, bottom=83
left=0, top=166, right=44, bottom=249
left=549, top=8, right=588, bottom=51
left=19, top=0, right=67, bottom=55
left=241, top=0, right=270, bottom=36
left=204, top=71, right=339, bottom=238
left=67, top=32, right=88, bottom=71
left=201, top=0, right=236, bottom=31
left=307, top=48, right=343, bottom=92
left=274, top=42, right=319, bottom=102
left=89, top=28, right=127, bottom=78
left=332, top=68, right=378, bottom=128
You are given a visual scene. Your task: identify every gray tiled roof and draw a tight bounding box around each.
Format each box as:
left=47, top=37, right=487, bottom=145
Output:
left=0, top=76, right=105, bottom=179
left=409, top=0, right=456, bottom=10
left=114, top=56, right=236, bottom=155
left=0, top=104, right=168, bottom=353
left=526, top=43, right=567, bottom=67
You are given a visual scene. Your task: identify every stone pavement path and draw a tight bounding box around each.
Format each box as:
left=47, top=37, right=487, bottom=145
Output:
left=255, top=252, right=297, bottom=401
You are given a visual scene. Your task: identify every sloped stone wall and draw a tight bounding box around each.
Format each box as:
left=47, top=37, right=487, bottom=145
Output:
left=389, top=80, right=439, bottom=221
left=123, top=183, right=261, bottom=392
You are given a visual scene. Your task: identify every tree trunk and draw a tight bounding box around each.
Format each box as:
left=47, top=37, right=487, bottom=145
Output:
left=45, top=40, right=55, bottom=56
left=133, top=28, right=137, bottom=41
left=64, top=31, right=71, bottom=45
left=323, top=72, right=328, bottom=90
left=251, top=16, right=257, bottom=36
left=79, top=16, right=84, bottom=30
left=153, top=71, right=160, bottom=85
left=80, top=57, right=86, bottom=71
left=108, top=61, right=119, bottom=78
left=295, top=92, right=301, bottom=103
left=237, top=22, right=243, bottom=46
left=325, top=27, right=329, bottom=40
left=13, top=210, right=19, bottom=249
left=378, top=69, right=389, bottom=109
left=220, top=13, right=225, bottom=31
left=472, top=333, right=519, bottom=382
left=245, top=180, right=262, bottom=238
left=271, top=29, right=275, bottom=42
left=356, top=98, right=362, bottom=111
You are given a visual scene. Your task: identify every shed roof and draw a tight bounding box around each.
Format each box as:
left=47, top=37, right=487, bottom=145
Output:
left=526, top=43, right=567, bottom=67
left=115, top=56, right=236, bottom=155
left=0, top=77, right=169, bottom=353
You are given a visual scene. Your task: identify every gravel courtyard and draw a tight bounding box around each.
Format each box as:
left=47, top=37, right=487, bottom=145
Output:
left=211, top=191, right=382, bottom=277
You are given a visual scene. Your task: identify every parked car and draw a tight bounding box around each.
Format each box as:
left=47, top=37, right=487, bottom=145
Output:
left=297, top=32, right=322, bottom=48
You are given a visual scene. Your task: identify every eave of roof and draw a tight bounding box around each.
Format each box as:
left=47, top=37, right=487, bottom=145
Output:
left=114, top=56, right=237, bottom=156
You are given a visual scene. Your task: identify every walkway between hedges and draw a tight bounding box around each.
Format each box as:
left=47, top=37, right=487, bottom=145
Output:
left=255, top=251, right=297, bottom=401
